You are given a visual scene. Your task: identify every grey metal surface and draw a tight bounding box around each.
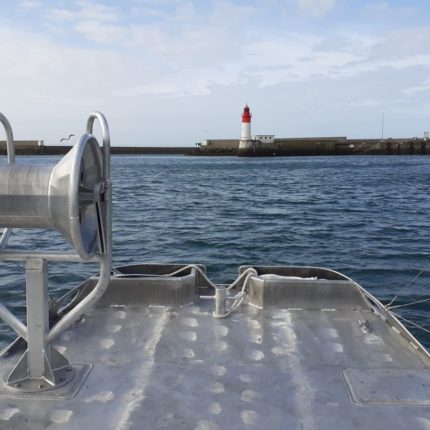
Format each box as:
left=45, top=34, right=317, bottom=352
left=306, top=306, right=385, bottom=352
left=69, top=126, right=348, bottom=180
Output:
left=343, top=368, right=430, bottom=406
left=20, top=258, right=51, bottom=383
left=1, top=364, right=92, bottom=400
left=0, top=164, right=54, bottom=227
left=248, top=278, right=370, bottom=310
left=87, top=265, right=199, bottom=307
left=0, top=266, right=429, bottom=429
left=242, top=265, right=371, bottom=310
left=0, top=251, right=101, bottom=263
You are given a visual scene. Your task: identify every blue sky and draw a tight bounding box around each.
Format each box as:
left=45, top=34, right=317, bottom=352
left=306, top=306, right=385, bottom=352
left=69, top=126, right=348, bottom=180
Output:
left=1, top=0, right=430, bottom=145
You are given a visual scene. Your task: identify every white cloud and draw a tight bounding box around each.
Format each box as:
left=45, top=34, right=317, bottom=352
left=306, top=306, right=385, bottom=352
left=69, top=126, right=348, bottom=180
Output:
left=348, top=100, right=383, bottom=107
left=241, top=35, right=363, bottom=85
left=363, top=1, right=418, bottom=17
left=49, top=1, right=119, bottom=23
left=364, top=2, right=389, bottom=13
left=369, top=27, right=430, bottom=59
left=74, top=20, right=127, bottom=44
left=297, top=0, right=336, bottom=16
left=168, top=2, right=197, bottom=22
left=6, top=7, right=430, bottom=101
left=114, top=79, right=211, bottom=98
left=9, top=3, right=430, bottom=98
left=19, top=0, right=40, bottom=9
left=403, top=79, right=430, bottom=96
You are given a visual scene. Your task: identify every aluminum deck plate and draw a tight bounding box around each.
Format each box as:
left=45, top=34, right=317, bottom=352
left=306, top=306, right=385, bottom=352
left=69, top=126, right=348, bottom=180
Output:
left=0, top=298, right=429, bottom=430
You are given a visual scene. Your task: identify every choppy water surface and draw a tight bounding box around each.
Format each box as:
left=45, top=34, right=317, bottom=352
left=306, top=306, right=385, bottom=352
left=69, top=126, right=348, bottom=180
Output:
left=1, top=155, right=430, bottom=348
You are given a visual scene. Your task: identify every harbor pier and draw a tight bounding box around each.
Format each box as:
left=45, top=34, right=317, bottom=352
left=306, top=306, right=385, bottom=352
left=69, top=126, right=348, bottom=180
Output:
left=2, top=139, right=429, bottom=158
left=197, top=137, right=429, bottom=156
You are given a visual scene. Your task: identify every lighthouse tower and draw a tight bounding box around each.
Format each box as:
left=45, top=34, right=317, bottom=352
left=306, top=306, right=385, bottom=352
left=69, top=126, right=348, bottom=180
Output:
left=239, top=104, right=253, bottom=150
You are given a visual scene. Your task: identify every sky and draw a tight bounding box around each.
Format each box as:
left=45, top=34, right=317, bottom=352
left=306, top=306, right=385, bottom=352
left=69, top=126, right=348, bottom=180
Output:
left=0, top=0, right=430, bottom=146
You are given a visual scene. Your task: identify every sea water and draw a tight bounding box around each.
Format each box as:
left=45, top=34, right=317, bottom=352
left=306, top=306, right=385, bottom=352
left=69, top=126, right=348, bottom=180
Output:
left=1, top=154, right=430, bottom=348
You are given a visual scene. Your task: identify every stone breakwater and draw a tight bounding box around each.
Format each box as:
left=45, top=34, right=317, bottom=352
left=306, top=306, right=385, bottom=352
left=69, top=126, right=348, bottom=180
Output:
left=199, top=137, right=430, bottom=156
left=0, top=144, right=197, bottom=156
left=2, top=138, right=429, bottom=157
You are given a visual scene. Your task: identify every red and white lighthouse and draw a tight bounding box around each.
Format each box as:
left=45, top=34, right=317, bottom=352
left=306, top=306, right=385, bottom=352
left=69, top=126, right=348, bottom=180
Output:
left=241, top=104, right=252, bottom=141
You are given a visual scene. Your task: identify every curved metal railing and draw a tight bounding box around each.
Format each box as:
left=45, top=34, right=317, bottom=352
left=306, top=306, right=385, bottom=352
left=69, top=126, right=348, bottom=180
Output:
left=0, top=113, right=27, bottom=340
left=0, top=113, right=15, bottom=250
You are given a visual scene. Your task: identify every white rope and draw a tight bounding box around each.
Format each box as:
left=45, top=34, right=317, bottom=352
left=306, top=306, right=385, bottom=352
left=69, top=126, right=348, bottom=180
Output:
left=166, top=264, right=257, bottom=291
left=386, top=263, right=430, bottom=309
left=388, top=296, right=430, bottom=310
left=392, top=312, right=430, bottom=335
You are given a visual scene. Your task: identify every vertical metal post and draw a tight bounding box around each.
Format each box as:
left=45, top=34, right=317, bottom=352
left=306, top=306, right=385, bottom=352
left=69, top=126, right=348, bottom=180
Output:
left=6, top=257, right=73, bottom=391
left=26, top=258, right=48, bottom=379
left=214, top=286, right=227, bottom=317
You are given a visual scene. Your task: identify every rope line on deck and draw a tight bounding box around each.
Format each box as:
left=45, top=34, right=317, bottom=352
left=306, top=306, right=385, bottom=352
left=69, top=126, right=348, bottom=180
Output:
left=392, top=312, right=430, bottom=335
left=386, top=262, right=430, bottom=309
left=388, top=296, right=430, bottom=310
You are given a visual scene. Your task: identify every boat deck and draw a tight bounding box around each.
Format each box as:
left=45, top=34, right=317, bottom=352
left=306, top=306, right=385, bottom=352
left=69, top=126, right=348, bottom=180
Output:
left=0, top=265, right=429, bottom=430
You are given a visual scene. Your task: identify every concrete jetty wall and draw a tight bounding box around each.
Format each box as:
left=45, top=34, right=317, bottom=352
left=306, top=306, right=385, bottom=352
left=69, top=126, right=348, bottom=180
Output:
left=0, top=143, right=196, bottom=156
left=0, top=140, right=44, bottom=155
left=196, top=137, right=430, bottom=156
left=199, top=139, right=239, bottom=155
left=2, top=139, right=429, bottom=157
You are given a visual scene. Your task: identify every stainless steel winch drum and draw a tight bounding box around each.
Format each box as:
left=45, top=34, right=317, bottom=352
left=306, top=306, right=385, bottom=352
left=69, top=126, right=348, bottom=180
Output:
left=0, top=135, right=103, bottom=259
